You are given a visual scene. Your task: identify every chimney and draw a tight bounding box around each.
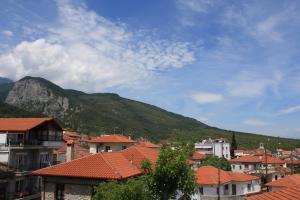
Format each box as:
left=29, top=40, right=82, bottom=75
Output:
left=66, top=140, right=75, bottom=162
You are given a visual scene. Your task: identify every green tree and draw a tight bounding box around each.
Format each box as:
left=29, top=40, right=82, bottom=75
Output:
left=141, top=159, right=152, bottom=174
left=93, top=176, right=154, bottom=200
left=201, top=156, right=231, bottom=171
left=231, top=132, right=238, bottom=158
left=149, top=145, right=196, bottom=200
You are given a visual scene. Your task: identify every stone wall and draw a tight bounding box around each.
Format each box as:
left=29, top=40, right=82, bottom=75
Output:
left=43, top=182, right=55, bottom=200
left=64, top=184, right=92, bottom=200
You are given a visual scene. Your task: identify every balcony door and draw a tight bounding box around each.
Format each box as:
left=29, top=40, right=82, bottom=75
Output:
left=16, top=154, right=27, bottom=171
left=232, top=184, right=236, bottom=195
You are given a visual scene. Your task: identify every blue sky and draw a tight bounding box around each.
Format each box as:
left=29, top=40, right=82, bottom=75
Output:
left=1, top=0, right=300, bottom=139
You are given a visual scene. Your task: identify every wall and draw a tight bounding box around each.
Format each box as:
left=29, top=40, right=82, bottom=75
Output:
left=89, top=143, right=97, bottom=154
left=0, top=134, right=7, bottom=144
left=90, top=142, right=134, bottom=153
left=64, top=184, right=92, bottom=200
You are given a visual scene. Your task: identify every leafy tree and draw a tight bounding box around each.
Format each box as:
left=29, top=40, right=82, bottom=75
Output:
left=93, top=176, right=154, bottom=200
left=201, top=156, right=231, bottom=171
left=141, top=159, right=152, bottom=174
left=149, top=145, right=196, bottom=200
left=231, top=132, right=237, bottom=158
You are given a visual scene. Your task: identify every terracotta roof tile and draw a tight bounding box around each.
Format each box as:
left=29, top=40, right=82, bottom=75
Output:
left=266, top=174, right=300, bottom=188
left=33, top=152, right=141, bottom=179
left=88, top=134, right=136, bottom=143
left=231, top=155, right=285, bottom=164
left=192, top=152, right=207, bottom=160
left=121, top=145, right=159, bottom=168
left=247, top=186, right=300, bottom=200
left=0, top=118, right=60, bottom=132
left=138, top=141, right=161, bottom=148
left=196, top=166, right=259, bottom=185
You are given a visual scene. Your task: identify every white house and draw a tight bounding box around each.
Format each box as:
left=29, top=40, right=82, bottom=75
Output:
left=195, top=138, right=231, bottom=160
left=88, top=134, right=136, bottom=153
left=191, top=166, right=261, bottom=200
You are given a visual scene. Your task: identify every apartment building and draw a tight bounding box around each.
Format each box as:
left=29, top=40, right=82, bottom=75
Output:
left=0, top=118, right=63, bottom=199
left=194, top=138, right=231, bottom=160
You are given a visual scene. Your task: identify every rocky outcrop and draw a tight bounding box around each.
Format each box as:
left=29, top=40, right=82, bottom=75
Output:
left=5, top=78, right=70, bottom=118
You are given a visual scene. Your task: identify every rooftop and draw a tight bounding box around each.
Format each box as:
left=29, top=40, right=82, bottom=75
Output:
left=0, top=118, right=61, bottom=132
left=247, top=186, right=300, bottom=200
left=266, top=174, right=300, bottom=188
left=196, top=166, right=259, bottom=185
left=230, top=155, right=285, bottom=164
left=138, top=141, right=161, bottom=148
left=88, top=134, right=136, bottom=143
left=191, top=152, right=207, bottom=160
left=33, top=152, right=141, bottom=179
left=121, top=145, right=159, bottom=168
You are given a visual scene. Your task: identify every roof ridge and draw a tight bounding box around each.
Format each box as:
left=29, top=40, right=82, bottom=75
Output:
left=100, top=152, right=122, bottom=179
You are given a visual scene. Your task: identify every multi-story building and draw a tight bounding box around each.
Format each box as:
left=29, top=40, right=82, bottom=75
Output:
left=0, top=118, right=63, bottom=199
left=194, top=138, right=231, bottom=160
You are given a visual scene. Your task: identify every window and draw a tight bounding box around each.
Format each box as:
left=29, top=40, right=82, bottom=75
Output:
left=225, top=184, right=229, bottom=190
left=15, top=179, right=24, bottom=192
left=39, top=153, right=49, bottom=168
left=56, top=184, right=64, bottom=200
left=245, top=164, right=249, bottom=169
left=239, top=165, right=242, bottom=170
left=105, top=146, right=111, bottom=152
left=275, top=175, right=278, bottom=180
left=232, top=165, right=235, bottom=169
left=216, top=187, right=220, bottom=195
left=247, top=184, right=251, bottom=192
left=16, top=154, right=27, bottom=171
left=122, top=145, right=127, bottom=150
left=199, top=187, right=203, bottom=195
left=232, top=184, right=236, bottom=195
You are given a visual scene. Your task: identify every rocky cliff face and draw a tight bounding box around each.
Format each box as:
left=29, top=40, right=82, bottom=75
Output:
left=5, top=78, right=70, bottom=118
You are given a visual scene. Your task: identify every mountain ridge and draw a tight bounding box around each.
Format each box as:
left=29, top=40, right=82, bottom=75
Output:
left=1, top=76, right=299, bottom=149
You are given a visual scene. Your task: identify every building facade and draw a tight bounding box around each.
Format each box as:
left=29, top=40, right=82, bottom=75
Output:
left=0, top=118, right=63, bottom=199
left=195, top=138, right=231, bottom=160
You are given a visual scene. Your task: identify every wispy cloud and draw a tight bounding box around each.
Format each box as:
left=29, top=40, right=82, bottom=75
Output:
left=1, top=30, right=13, bottom=37
left=191, top=92, right=223, bottom=104
left=0, top=0, right=195, bottom=92
left=225, top=71, right=282, bottom=97
left=279, top=105, right=300, bottom=115
left=243, top=119, right=270, bottom=126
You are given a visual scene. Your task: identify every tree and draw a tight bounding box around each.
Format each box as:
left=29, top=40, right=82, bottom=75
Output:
left=141, top=159, right=152, bottom=174
left=149, top=145, right=196, bottom=200
left=230, top=132, right=237, bottom=158
left=93, top=176, right=154, bottom=200
left=201, top=156, right=231, bottom=171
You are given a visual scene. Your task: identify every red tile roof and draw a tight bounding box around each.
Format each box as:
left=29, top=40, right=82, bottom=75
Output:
left=196, top=166, right=259, bottom=185
left=121, top=145, right=159, bottom=168
left=33, top=152, right=141, bottom=179
left=88, top=134, right=136, bottom=143
left=192, top=152, right=207, bottom=160
left=266, top=174, right=300, bottom=188
left=0, top=118, right=60, bottom=132
left=230, top=155, right=285, bottom=164
left=247, top=186, right=300, bottom=200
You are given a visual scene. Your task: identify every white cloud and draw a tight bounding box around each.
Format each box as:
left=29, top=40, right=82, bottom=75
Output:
left=1, top=30, right=13, bottom=37
left=191, top=92, right=224, bottom=104
left=0, top=0, right=195, bottom=92
left=243, top=119, right=270, bottom=126
left=226, top=71, right=282, bottom=97
left=279, top=105, right=300, bottom=115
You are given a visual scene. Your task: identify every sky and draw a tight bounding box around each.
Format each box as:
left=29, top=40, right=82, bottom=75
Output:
left=1, top=0, right=300, bottom=139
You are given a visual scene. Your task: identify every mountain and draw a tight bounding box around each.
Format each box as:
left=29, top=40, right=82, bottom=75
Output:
left=0, top=77, right=13, bottom=84
left=1, top=76, right=300, bottom=149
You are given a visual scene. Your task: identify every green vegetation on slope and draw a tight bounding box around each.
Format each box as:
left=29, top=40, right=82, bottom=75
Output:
left=0, top=77, right=300, bottom=150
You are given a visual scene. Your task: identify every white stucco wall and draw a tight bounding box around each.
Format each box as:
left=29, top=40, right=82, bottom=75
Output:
left=89, top=143, right=97, bottom=154
left=89, top=143, right=134, bottom=153
left=0, top=134, right=7, bottom=144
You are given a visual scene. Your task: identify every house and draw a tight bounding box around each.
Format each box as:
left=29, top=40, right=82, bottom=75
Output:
left=192, top=166, right=260, bottom=200
left=32, top=151, right=143, bottom=200
left=230, top=155, right=289, bottom=183
left=191, top=152, right=206, bottom=168
left=266, top=174, right=300, bottom=191
left=0, top=118, right=63, bottom=199
left=88, top=134, right=136, bottom=153
left=194, top=138, right=231, bottom=160
left=137, top=140, right=161, bottom=152
left=246, top=185, right=300, bottom=200
left=0, top=168, right=14, bottom=199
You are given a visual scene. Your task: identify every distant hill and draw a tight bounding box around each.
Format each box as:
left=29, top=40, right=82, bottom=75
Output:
left=0, top=77, right=13, bottom=84
left=0, top=76, right=299, bottom=149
